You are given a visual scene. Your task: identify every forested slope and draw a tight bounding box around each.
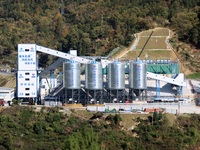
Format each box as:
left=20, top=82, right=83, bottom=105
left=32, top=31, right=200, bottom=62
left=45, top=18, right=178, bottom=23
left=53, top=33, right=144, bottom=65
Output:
left=1, top=106, right=200, bottom=150
left=0, top=0, right=199, bottom=70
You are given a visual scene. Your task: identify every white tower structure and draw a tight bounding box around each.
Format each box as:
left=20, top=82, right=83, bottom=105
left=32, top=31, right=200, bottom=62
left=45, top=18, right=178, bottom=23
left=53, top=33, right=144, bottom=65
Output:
left=17, top=44, right=39, bottom=102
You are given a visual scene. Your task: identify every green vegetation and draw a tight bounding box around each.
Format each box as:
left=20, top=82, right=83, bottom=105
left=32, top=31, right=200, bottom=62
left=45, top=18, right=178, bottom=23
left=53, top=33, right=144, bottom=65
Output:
left=0, top=106, right=200, bottom=149
left=0, top=0, right=199, bottom=69
left=0, top=76, right=8, bottom=87
left=0, top=73, right=16, bottom=88
left=136, top=37, right=167, bottom=49
left=187, top=72, right=200, bottom=79
left=75, top=109, right=95, bottom=119
left=122, top=50, right=175, bottom=60
left=140, top=28, right=170, bottom=36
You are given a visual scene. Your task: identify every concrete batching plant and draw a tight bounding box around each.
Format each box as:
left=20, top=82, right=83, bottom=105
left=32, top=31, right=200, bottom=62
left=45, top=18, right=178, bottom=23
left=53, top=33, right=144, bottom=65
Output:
left=16, top=44, right=187, bottom=105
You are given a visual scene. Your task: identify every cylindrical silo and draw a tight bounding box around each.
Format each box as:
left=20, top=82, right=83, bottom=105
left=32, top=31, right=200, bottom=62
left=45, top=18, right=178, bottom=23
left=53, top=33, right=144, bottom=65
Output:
left=63, top=61, right=80, bottom=89
left=129, top=60, right=147, bottom=90
left=85, top=62, right=103, bottom=90
left=108, top=61, right=125, bottom=89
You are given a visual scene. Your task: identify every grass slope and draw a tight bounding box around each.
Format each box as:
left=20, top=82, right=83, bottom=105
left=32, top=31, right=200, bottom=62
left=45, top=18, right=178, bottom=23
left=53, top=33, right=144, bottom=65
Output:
left=114, top=28, right=177, bottom=61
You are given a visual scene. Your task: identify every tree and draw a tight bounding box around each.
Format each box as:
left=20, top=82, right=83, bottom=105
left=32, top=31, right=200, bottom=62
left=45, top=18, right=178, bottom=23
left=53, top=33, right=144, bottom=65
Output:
left=171, top=11, right=199, bottom=41
left=188, top=27, right=200, bottom=46
left=65, top=125, right=100, bottom=150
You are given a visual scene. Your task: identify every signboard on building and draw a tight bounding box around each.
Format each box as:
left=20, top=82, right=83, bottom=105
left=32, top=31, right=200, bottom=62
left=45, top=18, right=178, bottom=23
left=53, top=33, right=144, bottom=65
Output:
left=18, top=44, right=37, bottom=70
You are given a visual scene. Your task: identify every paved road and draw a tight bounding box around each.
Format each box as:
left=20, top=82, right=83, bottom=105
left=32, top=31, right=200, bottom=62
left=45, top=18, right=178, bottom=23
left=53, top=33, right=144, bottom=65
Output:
left=87, top=102, right=200, bottom=114
left=104, top=102, right=200, bottom=114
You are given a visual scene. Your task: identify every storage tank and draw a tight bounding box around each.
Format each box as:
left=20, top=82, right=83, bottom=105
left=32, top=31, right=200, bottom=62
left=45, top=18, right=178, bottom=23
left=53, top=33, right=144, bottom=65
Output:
left=129, top=60, right=147, bottom=89
left=85, top=62, right=103, bottom=90
left=63, top=61, right=80, bottom=89
left=108, top=61, right=125, bottom=89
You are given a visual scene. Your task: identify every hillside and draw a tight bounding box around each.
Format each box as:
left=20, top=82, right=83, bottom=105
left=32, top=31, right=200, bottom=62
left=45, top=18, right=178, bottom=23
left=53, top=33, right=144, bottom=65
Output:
left=112, top=27, right=200, bottom=75
left=112, top=28, right=177, bottom=61
left=0, top=106, right=200, bottom=149
left=0, top=0, right=199, bottom=74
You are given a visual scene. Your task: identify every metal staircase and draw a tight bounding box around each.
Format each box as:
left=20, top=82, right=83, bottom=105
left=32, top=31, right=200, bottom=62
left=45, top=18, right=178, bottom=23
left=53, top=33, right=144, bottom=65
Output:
left=49, top=82, right=64, bottom=96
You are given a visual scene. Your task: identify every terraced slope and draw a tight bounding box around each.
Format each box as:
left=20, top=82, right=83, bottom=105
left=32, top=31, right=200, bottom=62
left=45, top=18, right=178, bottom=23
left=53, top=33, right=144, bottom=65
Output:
left=113, top=28, right=177, bottom=61
left=136, top=37, right=168, bottom=49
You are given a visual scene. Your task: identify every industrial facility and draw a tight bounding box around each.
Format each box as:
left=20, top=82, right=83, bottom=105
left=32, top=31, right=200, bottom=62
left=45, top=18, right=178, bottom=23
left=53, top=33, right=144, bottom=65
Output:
left=16, top=44, right=189, bottom=106
left=0, top=87, right=14, bottom=105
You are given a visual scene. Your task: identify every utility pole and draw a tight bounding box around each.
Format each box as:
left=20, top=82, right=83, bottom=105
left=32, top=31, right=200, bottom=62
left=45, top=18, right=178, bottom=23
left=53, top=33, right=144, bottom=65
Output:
left=61, top=0, right=64, bottom=15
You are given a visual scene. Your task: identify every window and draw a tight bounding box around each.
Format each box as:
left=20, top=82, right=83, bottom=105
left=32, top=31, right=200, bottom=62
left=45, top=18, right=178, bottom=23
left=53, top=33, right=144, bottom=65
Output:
left=25, top=88, right=30, bottom=90
left=25, top=72, right=30, bottom=75
left=25, top=78, right=30, bottom=81
left=25, top=93, right=30, bottom=96
left=25, top=49, right=29, bottom=52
